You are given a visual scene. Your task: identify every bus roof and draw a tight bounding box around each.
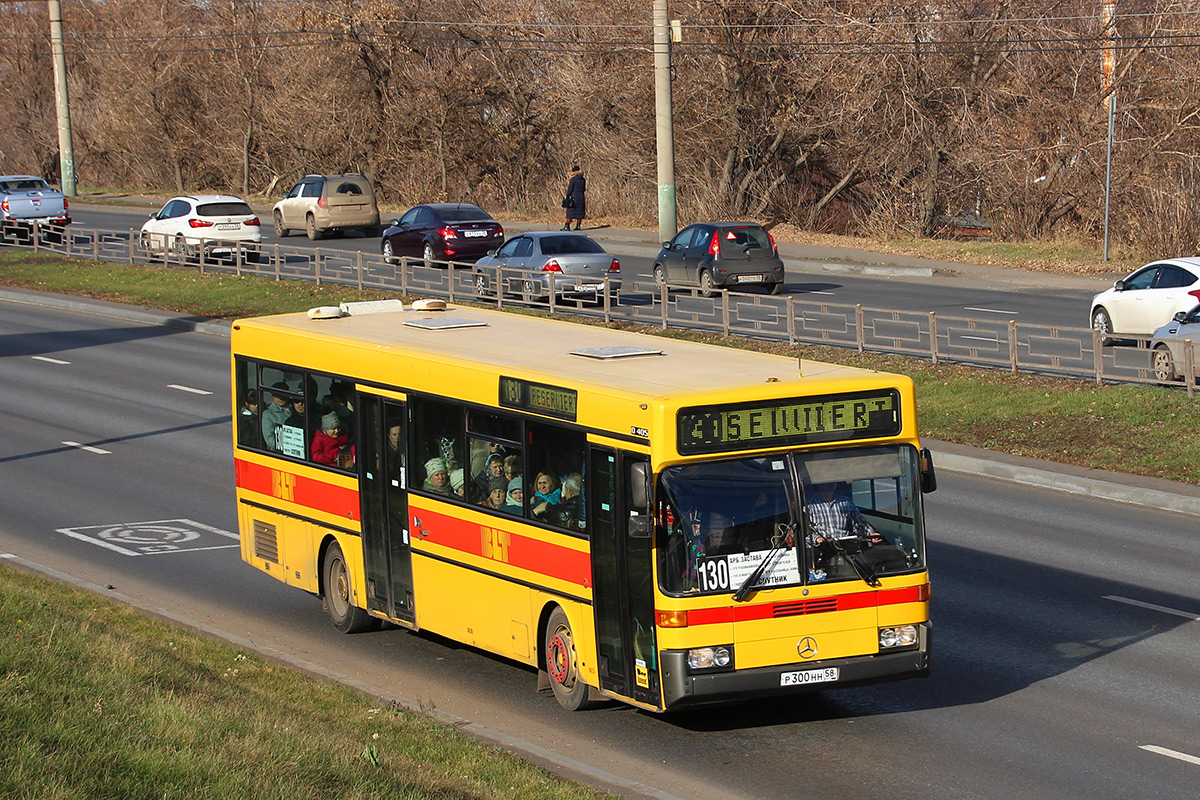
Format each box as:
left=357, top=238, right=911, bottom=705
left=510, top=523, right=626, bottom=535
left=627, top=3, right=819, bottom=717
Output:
left=235, top=302, right=890, bottom=403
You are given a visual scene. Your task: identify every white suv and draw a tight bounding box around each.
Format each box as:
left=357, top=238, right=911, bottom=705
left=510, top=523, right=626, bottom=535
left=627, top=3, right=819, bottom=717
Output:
left=273, top=174, right=380, bottom=240
left=139, top=195, right=262, bottom=262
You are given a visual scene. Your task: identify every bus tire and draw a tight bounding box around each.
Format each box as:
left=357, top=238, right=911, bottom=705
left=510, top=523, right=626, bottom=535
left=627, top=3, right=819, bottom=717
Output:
left=322, top=541, right=376, bottom=633
left=544, top=606, right=596, bottom=711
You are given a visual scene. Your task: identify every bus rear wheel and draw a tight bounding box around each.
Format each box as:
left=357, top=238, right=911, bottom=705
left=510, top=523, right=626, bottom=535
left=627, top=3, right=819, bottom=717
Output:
left=323, top=541, right=376, bottom=633
left=545, top=607, right=597, bottom=710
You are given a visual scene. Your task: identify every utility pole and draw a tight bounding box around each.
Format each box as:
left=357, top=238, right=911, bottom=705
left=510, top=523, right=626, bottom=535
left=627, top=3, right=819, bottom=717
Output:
left=1101, top=0, right=1116, bottom=261
left=653, top=0, right=676, bottom=243
left=49, top=0, right=76, bottom=195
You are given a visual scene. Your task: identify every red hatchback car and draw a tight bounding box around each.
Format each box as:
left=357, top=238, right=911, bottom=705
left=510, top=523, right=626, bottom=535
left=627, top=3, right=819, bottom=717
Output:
left=380, top=203, right=504, bottom=265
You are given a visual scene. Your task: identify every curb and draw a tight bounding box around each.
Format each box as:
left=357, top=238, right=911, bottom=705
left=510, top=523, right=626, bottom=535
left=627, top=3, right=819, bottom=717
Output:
left=5, top=285, right=1199, bottom=518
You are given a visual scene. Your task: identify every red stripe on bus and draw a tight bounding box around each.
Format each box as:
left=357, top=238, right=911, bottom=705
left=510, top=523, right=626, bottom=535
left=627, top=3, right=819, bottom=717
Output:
left=410, top=505, right=591, bottom=587
left=676, top=584, right=926, bottom=627
left=234, top=458, right=360, bottom=522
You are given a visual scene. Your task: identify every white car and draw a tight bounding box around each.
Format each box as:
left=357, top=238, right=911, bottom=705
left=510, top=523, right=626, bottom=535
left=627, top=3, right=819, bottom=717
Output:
left=139, top=195, right=262, bottom=262
left=1090, top=257, right=1200, bottom=343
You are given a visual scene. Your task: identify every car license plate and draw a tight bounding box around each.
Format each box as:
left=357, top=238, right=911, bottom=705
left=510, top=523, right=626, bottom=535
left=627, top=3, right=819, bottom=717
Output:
left=463, top=230, right=487, bottom=237
left=217, top=223, right=239, bottom=231
left=780, top=667, right=838, bottom=686
left=736, top=274, right=764, bottom=283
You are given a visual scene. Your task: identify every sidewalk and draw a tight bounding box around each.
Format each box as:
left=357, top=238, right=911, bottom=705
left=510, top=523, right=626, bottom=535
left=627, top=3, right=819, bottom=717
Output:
left=4, top=284, right=1198, bottom=518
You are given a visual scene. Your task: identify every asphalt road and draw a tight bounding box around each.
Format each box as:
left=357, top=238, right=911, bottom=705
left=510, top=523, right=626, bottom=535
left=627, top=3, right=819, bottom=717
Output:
left=4, top=297, right=1200, bottom=799
left=68, top=203, right=1104, bottom=332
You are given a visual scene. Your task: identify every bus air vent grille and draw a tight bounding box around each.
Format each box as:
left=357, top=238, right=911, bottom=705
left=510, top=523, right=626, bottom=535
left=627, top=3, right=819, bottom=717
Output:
left=773, top=597, right=838, bottom=617
left=253, top=519, right=279, bottom=563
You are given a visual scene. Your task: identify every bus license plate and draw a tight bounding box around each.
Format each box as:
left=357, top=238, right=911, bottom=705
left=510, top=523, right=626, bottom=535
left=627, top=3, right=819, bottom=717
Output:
left=780, top=667, right=838, bottom=686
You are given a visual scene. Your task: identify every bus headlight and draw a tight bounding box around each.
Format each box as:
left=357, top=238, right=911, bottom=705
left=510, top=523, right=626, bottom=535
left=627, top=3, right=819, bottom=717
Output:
left=687, top=645, right=733, bottom=670
left=879, top=625, right=918, bottom=649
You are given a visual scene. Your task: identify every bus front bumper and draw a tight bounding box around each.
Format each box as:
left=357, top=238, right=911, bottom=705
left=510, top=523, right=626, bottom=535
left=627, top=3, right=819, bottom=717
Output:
left=660, top=622, right=932, bottom=710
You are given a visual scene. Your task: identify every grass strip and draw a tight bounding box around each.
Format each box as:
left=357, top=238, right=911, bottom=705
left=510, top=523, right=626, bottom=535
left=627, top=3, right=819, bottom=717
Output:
left=0, top=564, right=613, bottom=800
left=2, top=250, right=1197, bottom=485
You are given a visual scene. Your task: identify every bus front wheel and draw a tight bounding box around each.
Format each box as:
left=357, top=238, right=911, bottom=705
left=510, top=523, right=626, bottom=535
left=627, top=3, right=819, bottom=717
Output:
left=323, top=542, right=376, bottom=633
left=545, top=607, right=596, bottom=711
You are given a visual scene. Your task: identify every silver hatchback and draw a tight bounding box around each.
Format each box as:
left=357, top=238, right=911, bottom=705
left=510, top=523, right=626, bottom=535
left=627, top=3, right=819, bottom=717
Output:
left=1149, top=303, right=1200, bottom=383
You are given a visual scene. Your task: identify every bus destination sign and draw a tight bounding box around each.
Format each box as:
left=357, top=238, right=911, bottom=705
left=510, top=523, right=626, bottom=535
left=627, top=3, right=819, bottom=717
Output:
left=676, top=389, right=900, bottom=455
left=499, top=376, right=578, bottom=421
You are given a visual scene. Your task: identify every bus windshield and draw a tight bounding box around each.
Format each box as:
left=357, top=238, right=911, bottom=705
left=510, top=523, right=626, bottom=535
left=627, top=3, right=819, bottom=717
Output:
left=657, top=445, right=925, bottom=596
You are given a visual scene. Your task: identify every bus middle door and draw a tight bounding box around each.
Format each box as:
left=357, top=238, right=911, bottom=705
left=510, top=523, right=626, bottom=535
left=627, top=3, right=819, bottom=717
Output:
left=590, top=447, right=660, bottom=708
left=358, top=393, right=415, bottom=623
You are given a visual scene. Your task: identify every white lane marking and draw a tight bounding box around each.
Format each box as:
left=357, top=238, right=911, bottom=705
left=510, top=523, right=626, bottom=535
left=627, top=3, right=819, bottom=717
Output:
left=62, top=441, right=111, bottom=454
left=965, top=306, right=1020, bottom=315
left=1140, top=745, right=1200, bottom=766
left=32, top=355, right=71, bottom=364
left=960, top=335, right=999, bottom=342
left=56, top=519, right=239, bottom=557
left=0, top=552, right=15, bottom=559
left=808, top=290, right=837, bottom=295
left=1104, top=595, right=1200, bottom=621
left=168, top=384, right=213, bottom=395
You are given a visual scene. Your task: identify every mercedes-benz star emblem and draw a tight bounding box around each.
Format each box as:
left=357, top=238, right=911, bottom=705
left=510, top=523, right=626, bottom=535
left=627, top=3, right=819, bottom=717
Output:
left=797, top=636, right=818, bottom=659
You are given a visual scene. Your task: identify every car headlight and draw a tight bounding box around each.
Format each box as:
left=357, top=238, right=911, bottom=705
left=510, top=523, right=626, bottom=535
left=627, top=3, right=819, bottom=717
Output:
left=687, top=646, right=733, bottom=670
left=879, top=625, right=918, bottom=649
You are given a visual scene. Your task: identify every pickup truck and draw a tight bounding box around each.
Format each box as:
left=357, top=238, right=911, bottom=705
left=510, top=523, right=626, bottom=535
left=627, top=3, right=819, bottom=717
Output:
left=0, top=174, right=71, bottom=242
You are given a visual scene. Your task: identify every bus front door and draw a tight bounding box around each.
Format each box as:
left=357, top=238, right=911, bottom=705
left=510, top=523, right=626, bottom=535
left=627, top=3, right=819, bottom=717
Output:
left=359, top=394, right=414, bottom=623
left=589, top=447, right=660, bottom=708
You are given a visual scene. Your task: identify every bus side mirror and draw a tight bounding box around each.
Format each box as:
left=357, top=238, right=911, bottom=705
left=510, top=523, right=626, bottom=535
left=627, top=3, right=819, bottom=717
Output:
left=629, top=461, right=650, bottom=511
left=628, top=514, right=652, bottom=539
left=920, top=447, right=937, bottom=493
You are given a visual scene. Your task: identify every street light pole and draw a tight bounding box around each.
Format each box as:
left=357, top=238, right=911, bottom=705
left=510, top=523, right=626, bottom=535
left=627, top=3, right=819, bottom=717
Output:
left=48, top=0, right=76, bottom=195
left=653, top=0, right=676, bottom=243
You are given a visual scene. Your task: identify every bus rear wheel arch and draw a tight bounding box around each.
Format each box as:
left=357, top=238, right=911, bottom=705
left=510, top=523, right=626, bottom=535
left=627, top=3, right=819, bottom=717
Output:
left=321, top=540, right=377, bottom=633
left=543, top=606, right=599, bottom=711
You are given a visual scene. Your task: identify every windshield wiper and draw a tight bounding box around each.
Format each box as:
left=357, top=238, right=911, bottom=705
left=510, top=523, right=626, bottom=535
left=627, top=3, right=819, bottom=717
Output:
left=827, top=537, right=882, bottom=588
left=732, top=522, right=794, bottom=602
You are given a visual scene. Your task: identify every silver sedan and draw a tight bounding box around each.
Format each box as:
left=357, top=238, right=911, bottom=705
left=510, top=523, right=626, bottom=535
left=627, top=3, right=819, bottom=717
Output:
left=474, top=231, right=620, bottom=301
left=1149, top=303, right=1200, bottom=383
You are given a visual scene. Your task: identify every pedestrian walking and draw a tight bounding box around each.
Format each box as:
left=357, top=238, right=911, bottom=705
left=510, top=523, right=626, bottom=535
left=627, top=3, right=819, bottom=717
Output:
left=560, top=165, right=586, bottom=230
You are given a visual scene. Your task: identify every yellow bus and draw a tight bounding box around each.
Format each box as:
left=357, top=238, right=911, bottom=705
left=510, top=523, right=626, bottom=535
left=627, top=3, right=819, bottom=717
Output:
left=231, top=300, right=935, bottom=712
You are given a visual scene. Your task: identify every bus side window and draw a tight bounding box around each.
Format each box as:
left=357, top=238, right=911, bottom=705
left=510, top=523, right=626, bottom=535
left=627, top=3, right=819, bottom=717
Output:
left=235, top=358, right=261, bottom=449
left=412, top=397, right=465, bottom=497
left=526, top=422, right=587, bottom=532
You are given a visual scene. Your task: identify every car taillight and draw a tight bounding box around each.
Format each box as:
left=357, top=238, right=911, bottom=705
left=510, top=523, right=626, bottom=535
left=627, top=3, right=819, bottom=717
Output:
left=608, top=258, right=620, bottom=272
left=708, top=230, right=720, bottom=255
left=317, top=197, right=327, bottom=208
left=495, top=226, right=503, bottom=236
left=245, top=216, right=261, bottom=226
left=768, top=231, right=777, bottom=253
left=1190, top=289, right=1200, bottom=303
left=188, top=218, right=213, bottom=228
left=63, top=198, right=69, bottom=209
left=1, top=199, right=8, bottom=215
left=542, top=260, right=563, bottom=272
left=437, top=227, right=458, bottom=239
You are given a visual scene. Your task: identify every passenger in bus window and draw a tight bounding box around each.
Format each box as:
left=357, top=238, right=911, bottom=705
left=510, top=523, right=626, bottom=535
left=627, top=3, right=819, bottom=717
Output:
left=311, top=413, right=349, bottom=466
left=237, top=390, right=259, bottom=447
left=450, top=468, right=465, bottom=498
left=545, top=472, right=582, bottom=529
left=504, top=476, right=524, bottom=514
left=503, top=454, right=522, bottom=483
left=261, top=381, right=292, bottom=450
left=474, top=452, right=504, bottom=496
left=530, top=472, right=562, bottom=520
left=481, top=476, right=508, bottom=509
left=422, top=457, right=454, bottom=496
